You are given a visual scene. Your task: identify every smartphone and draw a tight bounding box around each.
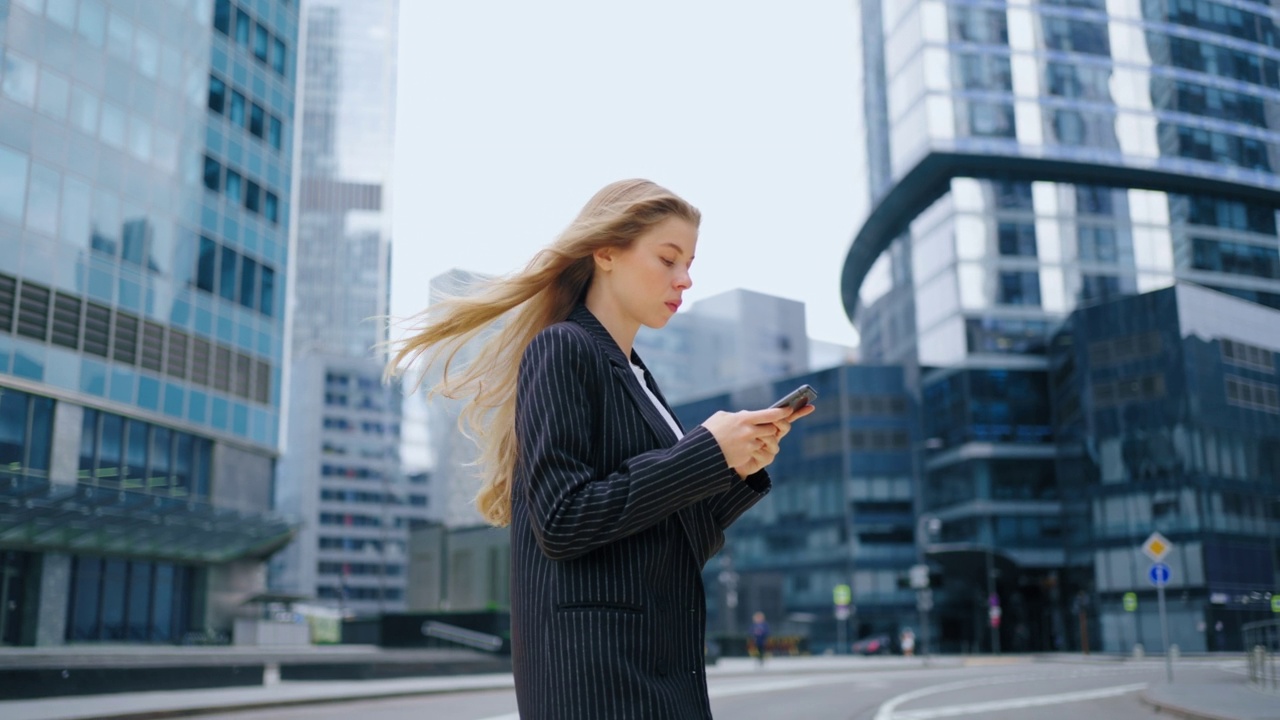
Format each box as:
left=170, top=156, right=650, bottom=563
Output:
left=770, top=384, right=817, bottom=412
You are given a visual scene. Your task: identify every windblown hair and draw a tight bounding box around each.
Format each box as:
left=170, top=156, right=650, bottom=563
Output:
left=386, top=179, right=701, bottom=526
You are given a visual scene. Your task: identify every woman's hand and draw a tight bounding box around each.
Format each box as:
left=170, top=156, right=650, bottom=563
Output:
left=702, top=407, right=791, bottom=471
left=730, top=404, right=817, bottom=477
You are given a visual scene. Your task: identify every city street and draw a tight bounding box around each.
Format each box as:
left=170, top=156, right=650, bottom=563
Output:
left=194, top=658, right=1250, bottom=720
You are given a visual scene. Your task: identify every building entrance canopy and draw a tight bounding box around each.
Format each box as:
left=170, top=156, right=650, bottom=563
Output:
left=0, top=476, right=296, bottom=563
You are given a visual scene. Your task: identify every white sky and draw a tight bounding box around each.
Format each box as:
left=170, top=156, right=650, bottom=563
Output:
left=389, top=0, right=868, bottom=347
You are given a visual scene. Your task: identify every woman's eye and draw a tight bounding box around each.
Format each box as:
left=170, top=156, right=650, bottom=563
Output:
left=661, top=258, right=675, bottom=267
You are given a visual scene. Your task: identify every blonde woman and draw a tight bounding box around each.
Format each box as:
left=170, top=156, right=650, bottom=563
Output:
left=389, top=179, right=811, bottom=719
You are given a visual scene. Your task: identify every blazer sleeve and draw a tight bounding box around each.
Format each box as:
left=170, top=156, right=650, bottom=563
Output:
left=704, top=469, right=771, bottom=531
left=516, top=325, right=743, bottom=561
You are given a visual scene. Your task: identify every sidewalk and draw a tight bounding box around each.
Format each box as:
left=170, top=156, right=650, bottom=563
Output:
left=1141, top=676, right=1280, bottom=720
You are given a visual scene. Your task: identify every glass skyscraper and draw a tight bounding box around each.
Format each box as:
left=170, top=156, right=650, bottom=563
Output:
left=0, top=0, right=298, bottom=645
left=845, top=0, right=1280, bottom=652
left=269, top=0, right=424, bottom=617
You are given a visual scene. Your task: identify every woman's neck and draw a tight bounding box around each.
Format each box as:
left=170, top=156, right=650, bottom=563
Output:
left=584, top=286, right=639, bottom=358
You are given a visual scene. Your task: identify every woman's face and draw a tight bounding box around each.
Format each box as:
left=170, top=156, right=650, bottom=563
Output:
left=601, top=215, right=697, bottom=330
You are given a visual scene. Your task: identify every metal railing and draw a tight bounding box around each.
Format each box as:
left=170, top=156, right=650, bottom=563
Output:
left=420, top=621, right=505, bottom=653
left=1243, top=619, right=1280, bottom=692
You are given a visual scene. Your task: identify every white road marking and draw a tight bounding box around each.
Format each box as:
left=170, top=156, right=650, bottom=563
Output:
left=892, top=683, right=1148, bottom=720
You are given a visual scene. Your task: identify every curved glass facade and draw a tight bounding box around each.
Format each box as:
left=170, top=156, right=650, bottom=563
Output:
left=849, top=0, right=1280, bottom=654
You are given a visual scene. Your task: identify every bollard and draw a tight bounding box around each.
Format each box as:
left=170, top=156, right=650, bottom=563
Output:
left=264, top=663, right=281, bottom=686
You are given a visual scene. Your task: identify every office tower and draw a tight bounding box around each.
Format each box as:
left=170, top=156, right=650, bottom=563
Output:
left=845, top=0, right=1280, bottom=652
left=0, top=0, right=299, bottom=645
left=636, top=288, right=810, bottom=404
left=270, top=0, right=423, bottom=616
left=673, top=366, right=916, bottom=655
left=1051, top=283, right=1280, bottom=653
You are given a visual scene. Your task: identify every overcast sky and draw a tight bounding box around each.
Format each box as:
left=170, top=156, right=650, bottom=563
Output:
left=389, top=0, right=868, bottom=347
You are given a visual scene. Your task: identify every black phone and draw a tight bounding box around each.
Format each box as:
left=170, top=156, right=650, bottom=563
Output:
left=770, top=384, right=817, bottom=412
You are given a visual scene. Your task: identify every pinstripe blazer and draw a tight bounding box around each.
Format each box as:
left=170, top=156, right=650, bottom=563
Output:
left=510, top=305, right=772, bottom=720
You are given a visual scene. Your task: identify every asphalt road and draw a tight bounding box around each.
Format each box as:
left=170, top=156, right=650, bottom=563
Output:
left=197, top=658, right=1242, bottom=720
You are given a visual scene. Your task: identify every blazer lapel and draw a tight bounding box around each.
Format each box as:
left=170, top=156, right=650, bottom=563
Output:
left=566, top=306, right=707, bottom=560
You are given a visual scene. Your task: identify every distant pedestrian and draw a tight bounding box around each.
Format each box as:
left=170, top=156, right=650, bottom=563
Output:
left=388, top=179, right=813, bottom=720
left=900, top=628, right=916, bottom=657
left=751, top=612, right=771, bottom=665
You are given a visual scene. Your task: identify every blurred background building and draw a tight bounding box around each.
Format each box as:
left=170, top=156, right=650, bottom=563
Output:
left=269, top=0, right=427, bottom=617
left=842, top=0, right=1280, bottom=653
left=0, top=0, right=299, bottom=645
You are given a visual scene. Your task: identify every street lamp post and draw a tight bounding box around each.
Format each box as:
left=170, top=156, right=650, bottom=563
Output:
left=914, top=514, right=941, bottom=659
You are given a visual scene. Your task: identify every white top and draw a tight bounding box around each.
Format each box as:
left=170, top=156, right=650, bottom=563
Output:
left=631, top=362, right=683, bottom=439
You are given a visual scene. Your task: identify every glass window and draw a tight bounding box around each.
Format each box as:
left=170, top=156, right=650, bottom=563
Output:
left=25, top=162, right=59, bottom=236
left=1043, top=16, right=1110, bottom=55
left=172, top=434, right=191, bottom=496
left=152, top=563, right=174, bottom=641
left=97, top=409, right=122, bottom=487
left=1076, top=185, right=1114, bottom=215
left=214, top=0, right=231, bottom=35
left=36, top=67, right=70, bottom=120
left=100, top=559, right=127, bottom=640
left=271, top=38, right=286, bottom=75
left=203, top=156, right=221, bottom=192
left=245, top=180, right=260, bottom=213
left=2, top=50, right=38, bottom=107
left=219, top=245, right=238, bottom=301
left=239, top=256, right=257, bottom=309
left=69, top=556, right=102, bottom=640
left=208, top=75, right=226, bottom=114
left=235, top=8, right=250, bottom=45
left=124, top=419, right=149, bottom=490
left=998, top=222, right=1037, bottom=256
left=69, top=85, right=99, bottom=136
left=998, top=271, right=1041, bottom=306
left=0, top=145, right=29, bottom=223
left=1165, top=124, right=1271, bottom=171
left=268, top=116, right=282, bottom=150
left=192, top=438, right=211, bottom=498
left=259, top=265, right=275, bottom=315
left=225, top=169, right=242, bottom=202
left=965, top=101, right=1015, bottom=138
left=1181, top=195, right=1277, bottom=234
left=99, top=102, right=127, bottom=149
left=229, top=90, right=246, bottom=126
left=106, top=12, right=133, bottom=63
left=1192, top=237, right=1280, bottom=279
left=949, top=5, right=1007, bottom=43
left=127, top=561, right=152, bottom=640
left=121, top=214, right=146, bottom=267
left=77, top=0, right=108, bottom=48
left=0, top=391, right=27, bottom=474
left=253, top=23, right=269, bottom=62
left=134, top=29, right=159, bottom=80
left=127, top=117, right=151, bottom=162
left=249, top=103, right=265, bottom=138
left=1080, top=274, right=1122, bottom=303
left=45, top=0, right=75, bottom=28
left=149, top=426, right=171, bottom=491
left=264, top=191, right=278, bottom=223
left=79, top=409, right=98, bottom=481
left=197, top=236, right=217, bottom=292
left=955, top=52, right=1011, bottom=91
left=1078, top=226, right=1118, bottom=262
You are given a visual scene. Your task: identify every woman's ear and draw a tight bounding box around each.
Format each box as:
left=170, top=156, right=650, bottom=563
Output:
left=592, top=246, right=614, bottom=272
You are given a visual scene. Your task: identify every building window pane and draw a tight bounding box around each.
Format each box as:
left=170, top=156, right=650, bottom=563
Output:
left=213, top=0, right=230, bottom=34
left=249, top=103, right=265, bottom=138
left=203, top=156, right=221, bottom=192
left=124, top=419, right=148, bottom=490
left=69, top=85, right=99, bottom=136
left=208, top=75, right=226, bottom=114
left=97, top=413, right=122, bottom=487
left=229, top=91, right=245, bottom=126
left=271, top=38, right=286, bottom=75
left=253, top=24, right=269, bottom=62
left=235, top=9, right=250, bottom=46
left=79, top=408, right=99, bottom=481
left=2, top=50, right=38, bottom=107
left=259, top=265, right=274, bottom=316
left=69, top=556, right=103, bottom=641
left=264, top=192, right=278, bottom=223
left=239, top=256, right=257, bottom=309
left=152, top=563, right=174, bottom=640
left=219, top=245, right=238, bottom=301
left=268, top=116, right=282, bottom=150
left=245, top=180, right=260, bottom=213
left=127, top=561, right=152, bottom=640
left=0, top=145, right=29, bottom=224
left=197, top=236, right=217, bottom=292
left=225, top=169, right=242, bottom=202
left=36, top=67, right=70, bottom=120
left=100, top=559, right=127, bottom=640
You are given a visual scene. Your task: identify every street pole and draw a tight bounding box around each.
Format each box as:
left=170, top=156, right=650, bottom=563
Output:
left=1158, top=582, right=1172, bottom=682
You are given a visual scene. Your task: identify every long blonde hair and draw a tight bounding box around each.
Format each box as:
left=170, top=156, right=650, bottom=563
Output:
left=387, top=179, right=701, bottom=526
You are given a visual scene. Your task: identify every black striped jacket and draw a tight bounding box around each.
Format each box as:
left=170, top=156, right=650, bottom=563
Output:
left=510, top=304, right=771, bottom=720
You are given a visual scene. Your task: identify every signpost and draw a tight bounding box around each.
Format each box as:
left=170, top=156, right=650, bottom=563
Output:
left=1123, top=592, right=1138, bottom=612
left=1143, top=532, right=1174, bottom=683
left=834, top=584, right=852, bottom=654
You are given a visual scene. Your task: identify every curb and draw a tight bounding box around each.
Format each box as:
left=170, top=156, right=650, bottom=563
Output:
left=1138, top=690, right=1239, bottom=720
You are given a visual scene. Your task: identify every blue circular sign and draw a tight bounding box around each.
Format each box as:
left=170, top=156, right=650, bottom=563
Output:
left=1149, top=563, right=1171, bottom=586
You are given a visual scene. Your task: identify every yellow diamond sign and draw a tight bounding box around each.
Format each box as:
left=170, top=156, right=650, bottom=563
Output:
left=1142, top=531, right=1172, bottom=562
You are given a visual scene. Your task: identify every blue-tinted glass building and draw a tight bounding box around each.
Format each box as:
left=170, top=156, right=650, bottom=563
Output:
left=0, top=0, right=297, bottom=645
left=844, top=0, right=1280, bottom=653
left=673, top=365, right=918, bottom=654
left=1051, top=283, right=1280, bottom=652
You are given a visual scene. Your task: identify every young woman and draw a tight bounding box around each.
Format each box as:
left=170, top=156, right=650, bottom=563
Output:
left=389, top=179, right=811, bottom=719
